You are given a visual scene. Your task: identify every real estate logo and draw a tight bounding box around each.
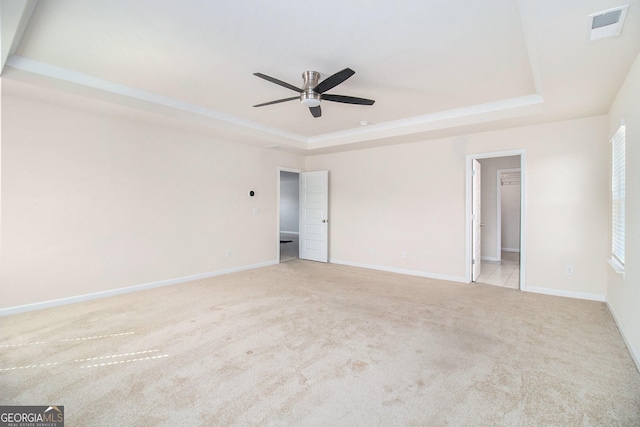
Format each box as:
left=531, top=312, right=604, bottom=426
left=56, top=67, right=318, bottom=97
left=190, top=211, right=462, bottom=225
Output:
left=0, top=406, right=64, bottom=427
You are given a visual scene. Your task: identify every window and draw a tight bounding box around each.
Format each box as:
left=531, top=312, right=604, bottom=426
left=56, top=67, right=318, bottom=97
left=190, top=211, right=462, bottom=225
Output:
left=611, top=124, right=625, bottom=271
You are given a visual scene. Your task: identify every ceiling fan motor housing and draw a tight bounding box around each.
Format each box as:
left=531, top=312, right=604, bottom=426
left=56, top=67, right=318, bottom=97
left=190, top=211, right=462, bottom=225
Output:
left=301, top=71, right=321, bottom=107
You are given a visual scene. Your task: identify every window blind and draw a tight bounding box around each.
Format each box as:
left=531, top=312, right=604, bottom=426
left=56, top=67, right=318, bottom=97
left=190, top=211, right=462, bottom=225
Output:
left=611, top=125, right=625, bottom=266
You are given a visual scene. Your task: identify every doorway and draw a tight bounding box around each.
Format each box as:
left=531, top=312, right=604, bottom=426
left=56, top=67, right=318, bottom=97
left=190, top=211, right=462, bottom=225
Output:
left=497, top=168, right=521, bottom=257
left=278, top=169, right=301, bottom=262
left=277, top=168, right=330, bottom=263
left=466, top=151, right=526, bottom=290
left=475, top=166, right=521, bottom=288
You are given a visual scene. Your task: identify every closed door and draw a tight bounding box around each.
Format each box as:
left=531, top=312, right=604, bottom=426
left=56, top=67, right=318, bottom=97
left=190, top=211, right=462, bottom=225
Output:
left=299, top=171, right=329, bottom=262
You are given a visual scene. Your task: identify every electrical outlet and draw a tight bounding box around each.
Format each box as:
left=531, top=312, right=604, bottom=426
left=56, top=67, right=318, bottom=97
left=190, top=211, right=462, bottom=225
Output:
left=565, top=265, right=574, bottom=276
left=252, top=207, right=260, bottom=215
left=401, top=251, right=407, bottom=258
left=367, top=247, right=374, bottom=255
left=226, top=249, right=232, bottom=258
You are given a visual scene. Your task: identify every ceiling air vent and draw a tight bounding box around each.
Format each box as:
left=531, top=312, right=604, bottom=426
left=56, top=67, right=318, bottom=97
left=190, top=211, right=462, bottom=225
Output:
left=588, top=5, right=629, bottom=41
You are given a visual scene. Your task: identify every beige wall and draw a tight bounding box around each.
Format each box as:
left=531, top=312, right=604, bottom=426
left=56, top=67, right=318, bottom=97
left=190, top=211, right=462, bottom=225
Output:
left=500, top=173, right=521, bottom=251
left=607, top=52, right=640, bottom=368
left=0, top=82, right=305, bottom=308
left=0, top=78, right=613, bottom=311
left=307, top=140, right=466, bottom=281
left=307, top=115, right=609, bottom=298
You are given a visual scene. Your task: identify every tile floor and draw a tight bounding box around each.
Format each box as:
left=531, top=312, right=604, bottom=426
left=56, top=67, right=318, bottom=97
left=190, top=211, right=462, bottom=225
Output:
left=476, top=251, right=520, bottom=289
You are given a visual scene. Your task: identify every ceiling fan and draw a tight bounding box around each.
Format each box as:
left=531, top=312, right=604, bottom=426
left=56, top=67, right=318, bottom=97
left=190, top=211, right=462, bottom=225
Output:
left=252, top=68, right=375, bottom=118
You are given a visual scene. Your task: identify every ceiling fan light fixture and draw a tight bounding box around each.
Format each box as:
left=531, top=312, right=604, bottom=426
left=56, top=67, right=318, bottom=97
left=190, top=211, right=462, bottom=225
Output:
left=301, top=96, right=321, bottom=107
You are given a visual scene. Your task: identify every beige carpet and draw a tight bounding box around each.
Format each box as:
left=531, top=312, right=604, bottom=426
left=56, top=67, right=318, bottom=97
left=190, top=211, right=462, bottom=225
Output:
left=2, top=260, right=639, bottom=426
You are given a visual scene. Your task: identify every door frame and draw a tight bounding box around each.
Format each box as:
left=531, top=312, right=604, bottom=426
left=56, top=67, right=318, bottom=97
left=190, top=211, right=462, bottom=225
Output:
left=277, top=167, right=304, bottom=263
left=465, top=150, right=526, bottom=290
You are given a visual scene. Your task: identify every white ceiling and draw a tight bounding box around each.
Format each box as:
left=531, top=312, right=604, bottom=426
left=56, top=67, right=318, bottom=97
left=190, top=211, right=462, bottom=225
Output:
left=2, top=0, right=639, bottom=154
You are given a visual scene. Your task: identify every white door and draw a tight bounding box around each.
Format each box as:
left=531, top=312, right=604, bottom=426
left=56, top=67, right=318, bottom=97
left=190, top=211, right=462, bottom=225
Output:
left=472, top=160, right=482, bottom=281
left=299, top=171, right=329, bottom=262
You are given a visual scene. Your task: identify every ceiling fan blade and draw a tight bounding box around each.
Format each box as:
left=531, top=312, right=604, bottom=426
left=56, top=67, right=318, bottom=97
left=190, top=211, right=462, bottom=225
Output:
left=321, top=94, right=375, bottom=105
left=309, top=106, right=322, bottom=118
left=314, top=68, right=355, bottom=93
left=253, top=96, right=299, bottom=107
left=253, top=73, right=302, bottom=93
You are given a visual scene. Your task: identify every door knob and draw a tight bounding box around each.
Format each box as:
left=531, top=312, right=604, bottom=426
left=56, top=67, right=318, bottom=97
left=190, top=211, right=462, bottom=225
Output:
left=322, top=219, right=328, bottom=223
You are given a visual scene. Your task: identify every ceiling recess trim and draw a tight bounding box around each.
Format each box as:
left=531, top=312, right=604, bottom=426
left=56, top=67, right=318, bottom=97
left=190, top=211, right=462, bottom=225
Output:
left=6, top=55, right=545, bottom=150
left=5, top=55, right=308, bottom=144
left=307, top=94, right=545, bottom=147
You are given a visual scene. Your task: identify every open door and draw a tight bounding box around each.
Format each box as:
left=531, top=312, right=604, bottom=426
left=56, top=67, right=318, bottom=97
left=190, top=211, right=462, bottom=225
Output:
left=467, top=150, right=526, bottom=288
left=299, top=171, right=329, bottom=262
left=472, top=159, right=482, bottom=281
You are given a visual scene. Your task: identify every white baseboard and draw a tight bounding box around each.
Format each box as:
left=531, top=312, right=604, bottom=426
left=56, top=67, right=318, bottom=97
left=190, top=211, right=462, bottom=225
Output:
left=502, top=247, right=520, bottom=253
left=606, top=300, right=640, bottom=373
left=330, top=259, right=467, bottom=284
left=481, top=256, right=500, bottom=262
left=525, top=286, right=605, bottom=302
left=0, top=260, right=278, bottom=317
